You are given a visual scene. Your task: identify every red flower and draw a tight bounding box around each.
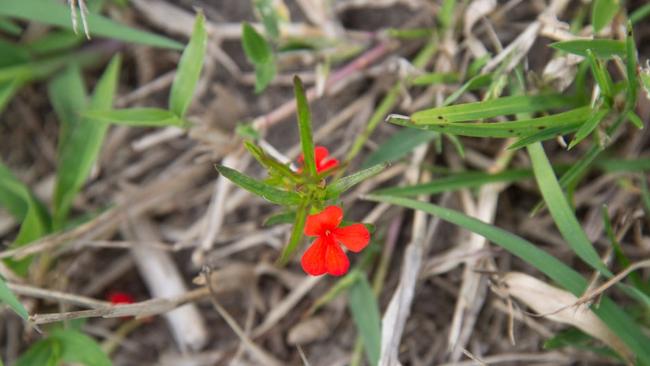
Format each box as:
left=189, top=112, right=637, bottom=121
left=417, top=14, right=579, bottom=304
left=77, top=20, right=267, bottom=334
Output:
left=297, top=146, right=339, bottom=173
left=301, top=206, right=370, bottom=276
left=108, top=291, right=135, bottom=305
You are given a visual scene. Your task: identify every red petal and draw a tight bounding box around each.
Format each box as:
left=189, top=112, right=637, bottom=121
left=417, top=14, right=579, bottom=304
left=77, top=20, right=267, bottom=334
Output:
left=334, top=224, right=370, bottom=252
left=317, top=158, right=339, bottom=172
left=108, top=291, right=134, bottom=304
left=325, top=241, right=349, bottom=276
left=304, top=206, right=343, bottom=236
left=301, top=238, right=327, bottom=276
left=314, top=146, right=329, bottom=164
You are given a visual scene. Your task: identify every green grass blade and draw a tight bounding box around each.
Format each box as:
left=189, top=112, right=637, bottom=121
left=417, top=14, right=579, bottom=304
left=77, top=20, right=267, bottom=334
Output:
left=276, top=204, right=308, bottom=266
left=83, top=107, right=187, bottom=127
left=442, top=73, right=492, bottom=106
left=0, top=0, right=181, bottom=49
left=391, top=106, right=589, bottom=138
left=0, top=275, right=28, bottom=320
left=215, top=164, right=302, bottom=205
left=373, top=169, right=532, bottom=197
left=508, top=124, right=579, bottom=150
left=293, top=76, right=317, bottom=177
left=550, top=39, right=625, bottom=58
left=527, top=142, right=611, bottom=276
left=53, top=55, right=121, bottom=228
left=169, top=11, right=207, bottom=118
left=410, top=94, right=575, bottom=124
left=361, top=129, right=437, bottom=168
left=0, top=17, right=21, bottom=35
left=591, top=0, right=619, bottom=33
left=586, top=49, right=613, bottom=99
left=364, top=194, right=650, bottom=364
left=0, top=78, right=20, bottom=115
left=0, top=162, right=50, bottom=278
left=47, top=64, right=87, bottom=153
left=325, top=163, right=386, bottom=199
left=624, top=21, right=638, bottom=114
left=568, top=107, right=609, bottom=149
left=630, top=4, right=650, bottom=24
left=26, top=31, right=83, bottom=56
left=348, top=273, right=381, bottom=366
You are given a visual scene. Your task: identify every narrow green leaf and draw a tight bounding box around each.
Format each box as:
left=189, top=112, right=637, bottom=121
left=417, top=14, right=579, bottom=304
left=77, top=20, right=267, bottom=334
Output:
left=0, top=277, right=28, bottom=320
left=293, top=76, right=317, bottom=177
left=254, top=60, right=276, bottom=93
left=364, top=194, right=650, bottom=364
left=568, top=107, right=609, bottom=149
left=586, top=49, right=613, bottom=99
left=508, top=124, right=579, bottom=150
left=309, top=270, right=361, bottom=315
left=0, top=78, right=19, bottom=115
left=47, top=64, right=87, bottom=152
left=215, top=164, right=302, bottom=205
left=169, top=11, right=207, bottom=118
left=550, top=39, right=626, bottom=58
left=53, top=329, right=111, bottom=366
left=410, top=94, right=576, bottom=124
left=391, top=106, right=589, bottom=138
left=0, top=17, right=22, bottom=35
left=630, top=4, right=650, bottom=24
left=325, top=163, right=386, bottom=200
left=26, top=30, right=83, bottom=55
left=361, top=129, right=437, bottom=168
left=348, top=274, right=381, bottom=366
left=627, top=111, right=643, bottom=129
left=443, top=73, right=492, bottom=106
left=277, top=204, right=308, bottom=266
left=527, top=143, right=611, bottom=276
left=411, top=72, right=458, bottom=86
left=624, top=21, right=638, bottom=114
left=592, top=0, right=619, bottom=33
left=83, top=107, right=187, bottom=127
left=0, top=0, right=182, bottom=49
left=0, top=162, right=51, bottom=273
left=243, top=141, right=297, bottom=182
left=242, top=22, right=272, bottom=64
left=373, top=169, right=531, bottom=197
left=53, top=55, right=121, bottom=228
left=641, top=176, right=650, bottom=218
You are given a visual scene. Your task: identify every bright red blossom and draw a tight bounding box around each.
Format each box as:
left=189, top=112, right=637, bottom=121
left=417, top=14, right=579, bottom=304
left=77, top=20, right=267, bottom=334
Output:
left=298, top=146, right=339, bottom=173
left=301, top=206, right=370, bottom=276
left=108, top=291, right=135, bottom=305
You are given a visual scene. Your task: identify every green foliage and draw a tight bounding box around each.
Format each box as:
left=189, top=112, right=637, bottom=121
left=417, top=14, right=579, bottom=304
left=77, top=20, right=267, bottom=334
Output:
left=361, top=129, right=437, bottom=168
left=348, top=273, right=381, bottom=366
left=276, top=204, right=308, bottom=265
left=409, top=94, right=575, bottom=124
left=373, top=169, right=532, bottom=197
left=325, top=164, right=386, bottom=199
left=16, top=329, right=111, bottom=366
left=591, top=0, right=619, bottom=33
left=253, top=0, right=280, bottom=40
left=527, top=143, right=612, bottom=277
left=169, top=11, right=207, bottom=118
left=550, top=39, right=626, bottom=58
left=215, top=165, right=303, bottom=205
left=51, top=56, right=121, bottom=228
left=242, top=22, right=275, bottom=92
left=293, top=76, right=317, bottom=177
left=0, top=0, right=181, bottom=49
left=568, top=106, right=609, bottom=149
left=0, top=163, right=51, bottom=276
left=84, top=108, right=187, bottom=127
left=364, top=194, right=650, bottom=364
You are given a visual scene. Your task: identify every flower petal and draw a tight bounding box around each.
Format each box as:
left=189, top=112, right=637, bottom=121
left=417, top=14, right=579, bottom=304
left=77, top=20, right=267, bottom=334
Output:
left=325, top=242, right=349, bottom=276
left=301, top=238, right=327, bottom=276
left=314, top=146, right=329, bottom=164
left=334, top=224, right=370, bottom=252
left=304, top=205, right=343, bottom=236
left=318, top=158, right=339, bottom=172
